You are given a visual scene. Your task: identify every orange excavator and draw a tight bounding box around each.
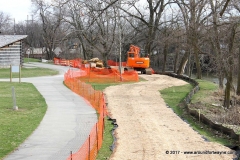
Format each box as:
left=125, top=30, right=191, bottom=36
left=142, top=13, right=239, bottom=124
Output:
left=124, top=45, right=152, bottom=74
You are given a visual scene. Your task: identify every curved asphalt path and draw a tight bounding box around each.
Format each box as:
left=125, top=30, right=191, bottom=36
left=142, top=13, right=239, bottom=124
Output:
left=3, top=62, right=98, bottom=160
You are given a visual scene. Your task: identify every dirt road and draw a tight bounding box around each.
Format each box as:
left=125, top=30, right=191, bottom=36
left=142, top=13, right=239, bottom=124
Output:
left=104, top=74, right=235, bottom=160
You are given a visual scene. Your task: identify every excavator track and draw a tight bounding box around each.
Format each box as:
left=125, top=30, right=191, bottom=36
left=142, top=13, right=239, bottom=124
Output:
left=145, top=68, right=152, bottom=75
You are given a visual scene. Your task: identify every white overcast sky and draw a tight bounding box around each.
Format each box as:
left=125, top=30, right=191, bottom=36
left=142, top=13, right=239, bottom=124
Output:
left=0, top=0, right=32, bottom=22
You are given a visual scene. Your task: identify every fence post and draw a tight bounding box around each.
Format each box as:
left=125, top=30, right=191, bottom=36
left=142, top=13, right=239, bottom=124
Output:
left=89, top=86, right=91, bottom=101
left=96, top=123, right=98, bottom=151
left=70, top=151, right=72, bottom=160
left=88, top=135, right=91, bottom=160
left=98, top=93, right=100, bottom=109
left=102, top=116, right=104, bottom=140
left=94, top=86, right=95, bottom=102
left=83, top=83, right=85, bottom=97
left=103, top=100, right=105, bottom=118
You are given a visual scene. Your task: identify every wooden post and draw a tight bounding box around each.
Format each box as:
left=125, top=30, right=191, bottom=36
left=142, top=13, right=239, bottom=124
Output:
left=10, top=65, right=12, bottom=82
left=102, top=117, right=104, bottom=140
left=12, top=86, right=18, bottom=110
left=93, top=86, right=95, bottom=102
left=96, top=123, right=98, bottom=151
left=19, top=65, right=21, bottom=83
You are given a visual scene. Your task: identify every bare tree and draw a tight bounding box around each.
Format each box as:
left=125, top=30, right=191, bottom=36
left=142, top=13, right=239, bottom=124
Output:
left=175, top=0, right=210, bottom=79
left=64, top=0, right=118, bottom=65
left=233, top=0, right=240, bottom=95
left=220, top=0, right=231, bottom=16
left=224, top=23, right=238, bottom=108
left=62, top=0, right=89, bottom=59
left=86, top=1, right=117, bottom=65
left=208, top=0, right=239, bottom=108
left=0, top=12, right=12, bottom=34
left=208, top=0, right=226, bottom=89
left=32, top=0, right=64, bottom=60
left=118, top=0, right=172, bottom=56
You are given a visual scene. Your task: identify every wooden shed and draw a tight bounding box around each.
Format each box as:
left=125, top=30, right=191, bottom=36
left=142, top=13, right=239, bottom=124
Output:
left=0, top=35, right=28, bottom=67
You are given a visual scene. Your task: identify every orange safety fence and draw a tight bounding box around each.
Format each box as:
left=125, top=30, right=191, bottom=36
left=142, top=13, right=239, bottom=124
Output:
left=58, top=57, right=140, bottom=159
left=54, top=58, right=127, bottom=68
left=64, top=75, right=107, bottom=160
left=107, top=60, right=127, bottom=66
left=54, top=58, right=83, bottom=68
left=55, top=57, right=139, bottom=83
left=65, top=68, right=139, bottom=83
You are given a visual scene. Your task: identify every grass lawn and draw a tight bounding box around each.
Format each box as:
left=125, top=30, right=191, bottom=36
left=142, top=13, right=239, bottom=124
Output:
left=160, top=80, right=236, bottom=146
left=0, top=82, right=47, bottom=159
left=0, top=67, right=58, bottom=79
left=85, top=82, right=116, bottom=160
left=160, top=84, right=193, bottom=115
left=96, top=118, right=114, bottom=160
left=24, top=58, right=54, bottom=64
left=191, top=79, right=218, bottom=103
left=23, top=58, right=41, bottom=63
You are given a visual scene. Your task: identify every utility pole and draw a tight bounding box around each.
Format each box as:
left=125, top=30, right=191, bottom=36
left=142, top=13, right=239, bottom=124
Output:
left=118, top=0, right=122, bottom=81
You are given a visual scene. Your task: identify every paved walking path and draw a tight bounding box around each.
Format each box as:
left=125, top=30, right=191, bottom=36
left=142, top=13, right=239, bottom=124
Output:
left=3, top=63, right=98, bottom=160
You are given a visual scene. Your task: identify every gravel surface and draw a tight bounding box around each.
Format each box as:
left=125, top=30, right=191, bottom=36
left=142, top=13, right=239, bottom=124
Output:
left=104, top=74, right=236, bottom=160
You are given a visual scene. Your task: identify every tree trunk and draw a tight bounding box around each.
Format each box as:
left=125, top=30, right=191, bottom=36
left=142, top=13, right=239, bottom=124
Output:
left=224, top=24, right=236, bottom=108
left=192, top=31, right=202, bottom=79
left=224, top=72, right=232, bottom=108
left=103, top=54, right=108, bottom=67
left=174, top=51, right=179, bottom=73
left=218, top=74, right=224, bottom=90
left=162, top=43, right=168, bottom=73
left=144, top=42, right=152, bottom=56
left=187, top=52, right=191, bottom=77
left=236, top=46, right=240, bottom=95
left=194, top=50, right=202, bottom=79
left=77, top=34, right=87, bottom=60
left=82, top=44, right=87, bottom=60
left=177, top=51, right=189, bottom=75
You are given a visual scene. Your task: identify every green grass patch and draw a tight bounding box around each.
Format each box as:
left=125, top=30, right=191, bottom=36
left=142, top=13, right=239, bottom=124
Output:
left=23, top=58, right=41, bottom=63
left=91, top=83, right=120, bottom=91
left=0, top=67, right=58, bottom=79
left=160, top=80, right=235, bottom=146
left=87, top=82, right=115, bottom=159
left=160, top=84, right=193, bottom=115
left=191, top=79, right=218, bottom=103
left=0, top=82, right=47, bottom=159
left=184, top=116, right=234, bottom=145
left=83, top=75, right=146, bottom=91
left=96, top=118, right=114, bottom=160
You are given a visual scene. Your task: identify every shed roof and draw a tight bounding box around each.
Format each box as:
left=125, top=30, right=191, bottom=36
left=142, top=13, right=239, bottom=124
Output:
left=0, top=35, right=28, bottom=48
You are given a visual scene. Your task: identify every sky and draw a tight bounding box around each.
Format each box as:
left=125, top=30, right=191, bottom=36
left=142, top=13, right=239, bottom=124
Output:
left=0, top=0, right=32, bottom=23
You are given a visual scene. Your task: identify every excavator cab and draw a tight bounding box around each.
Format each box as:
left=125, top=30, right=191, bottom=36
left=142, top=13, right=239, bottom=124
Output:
left=126, top=45, right=151, bottom=74
left=129, top=53, right=135, bottom=58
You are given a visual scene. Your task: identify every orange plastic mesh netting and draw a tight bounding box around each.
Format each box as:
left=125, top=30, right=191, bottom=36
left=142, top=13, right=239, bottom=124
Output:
left=64, top=70, right=108, bottom=160
left=56, top=57, right=139, bottom=83
left=57, top=57, right=139, bottom=159
left=107, top=60, right=127, bottom=66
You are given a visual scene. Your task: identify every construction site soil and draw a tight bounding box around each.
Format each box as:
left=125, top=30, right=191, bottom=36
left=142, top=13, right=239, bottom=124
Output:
left=104, top=74, right=236, bottom=160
